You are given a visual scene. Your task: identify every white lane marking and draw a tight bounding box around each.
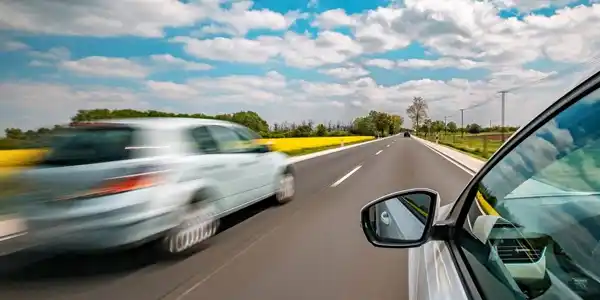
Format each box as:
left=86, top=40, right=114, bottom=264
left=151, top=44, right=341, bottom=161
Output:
left=386, top=144, right=390, bottom=147
left=415, top=138, right=486, bottom=215
left=0, top=231, right=26, bottom=242
left=331, top=165, right=362, bottom=187
left=375, top=150, right=383, bottom=156
left=288, top=136, right=395, bottom=164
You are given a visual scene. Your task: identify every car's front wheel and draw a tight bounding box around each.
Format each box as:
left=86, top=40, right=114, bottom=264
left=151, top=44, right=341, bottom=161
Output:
left=274, top=168, right=295, bottom=205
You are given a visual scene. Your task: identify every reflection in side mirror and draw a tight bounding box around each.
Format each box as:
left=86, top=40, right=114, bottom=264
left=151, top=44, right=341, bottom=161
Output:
left=360, top=188, right=439, bottom=248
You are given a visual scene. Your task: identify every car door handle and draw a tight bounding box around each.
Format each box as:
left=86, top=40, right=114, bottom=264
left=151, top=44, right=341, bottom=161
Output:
left=380, top=211, right=390, bottom=226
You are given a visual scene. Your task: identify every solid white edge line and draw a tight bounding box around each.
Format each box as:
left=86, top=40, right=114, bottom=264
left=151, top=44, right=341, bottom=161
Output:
left=375, top=150, right=383, bottom=155
left=287, top=135, right=397, bottom=164
left=331, top=165, right=362, bottom=187
left=414, top=138, right=487, bottom=216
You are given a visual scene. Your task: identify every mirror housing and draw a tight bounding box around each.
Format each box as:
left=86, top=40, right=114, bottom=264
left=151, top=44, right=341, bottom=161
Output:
left=254, top=144, right=272, bottom=153
left=360, top=188, right=440, bottom=248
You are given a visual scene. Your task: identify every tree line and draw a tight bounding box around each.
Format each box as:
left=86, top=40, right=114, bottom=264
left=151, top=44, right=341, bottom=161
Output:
left=405, top=97, right=519, bottom=136
left=1, top=109, right=405, bottom=149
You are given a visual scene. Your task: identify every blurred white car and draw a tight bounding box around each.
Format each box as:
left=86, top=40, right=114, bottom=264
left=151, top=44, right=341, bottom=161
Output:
left=13, top=118, right=295, bottom=257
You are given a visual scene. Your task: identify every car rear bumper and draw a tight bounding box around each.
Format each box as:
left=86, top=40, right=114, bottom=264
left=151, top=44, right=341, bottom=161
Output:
left=16, top=187, right=182, bottom=251
left=25, top=210, right=177, bottom=252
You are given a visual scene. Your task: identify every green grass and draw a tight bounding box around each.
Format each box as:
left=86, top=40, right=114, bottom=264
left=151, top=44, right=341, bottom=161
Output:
left=422, top=134, right=507, bottom=161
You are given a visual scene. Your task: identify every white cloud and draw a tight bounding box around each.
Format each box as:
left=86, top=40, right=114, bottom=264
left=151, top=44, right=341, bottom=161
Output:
left=395, top=58, right=487, bottom=69
left=312, top=9, right=357, bottom=29
left=490, top=0, right=576, bottom=12
left=319, top=66, right=370, bottom=79
left=0, top=0, right=213, bottom=37
left=171, top=36, right=282, bottom=64
left=0, top=82, right=148, bottom=130
left=149, top=54, right=213, bottom=71
left=60, top=57, right=149, bottom=79
left=0, top=0, right=301, bottom=38
left=0, top=39, right=29, bottom=51
left=173, top=31, right=363, bottom=68
left=209, top=0, right=304, bottom=36
left=364, top=59, right=396, bottom=69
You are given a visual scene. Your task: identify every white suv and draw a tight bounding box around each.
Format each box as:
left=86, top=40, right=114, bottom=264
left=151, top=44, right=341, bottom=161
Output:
left=13, top=118, right=295, bottom=257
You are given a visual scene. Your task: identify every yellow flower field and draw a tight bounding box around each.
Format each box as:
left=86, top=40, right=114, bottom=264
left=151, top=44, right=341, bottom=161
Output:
left=257, top=136, right=374, bottom=152
left=0, top=149, right=47, bottom=168
left=0, top=136, right=374, bottom=169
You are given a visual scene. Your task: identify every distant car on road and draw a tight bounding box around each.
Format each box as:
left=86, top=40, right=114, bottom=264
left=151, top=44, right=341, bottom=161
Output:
left=403, top=131, right=411, bottom=137
left=360, top=70, right=600, bottom=299
left=13, top=118, right=295, bottom=258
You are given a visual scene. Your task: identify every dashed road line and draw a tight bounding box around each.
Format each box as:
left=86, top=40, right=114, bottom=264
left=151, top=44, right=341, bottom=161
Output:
left=331, top=165, right=362, bottom=187
left=375, top=150, right=383, bottom=156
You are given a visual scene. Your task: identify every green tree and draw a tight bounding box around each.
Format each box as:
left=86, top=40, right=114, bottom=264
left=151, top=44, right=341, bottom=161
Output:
left=389, top=114, right=404, bottom=134
left=5, top=128, right=24, bottom=140
left=406, top=97, right=428, bottom=133
left=316, top=124, right=327, bottom=136
left=446, top=121, right=458, bottom=133
left=466, top=123, right=483, bottom=134
left=431, top=120, right=445, bottom=133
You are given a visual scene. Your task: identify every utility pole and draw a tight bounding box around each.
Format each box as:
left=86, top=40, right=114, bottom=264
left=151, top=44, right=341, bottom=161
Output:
left=460, top=109, right=464, bottom=138
left=499, top=91, right=508, bottom=142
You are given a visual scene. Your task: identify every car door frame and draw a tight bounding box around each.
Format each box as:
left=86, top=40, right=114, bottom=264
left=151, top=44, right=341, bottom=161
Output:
left=433, top=71, right=600, bottom=300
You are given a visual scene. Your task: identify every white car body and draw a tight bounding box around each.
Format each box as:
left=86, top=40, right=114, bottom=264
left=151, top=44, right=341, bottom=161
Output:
left=13, top=118, right=294, bottom=254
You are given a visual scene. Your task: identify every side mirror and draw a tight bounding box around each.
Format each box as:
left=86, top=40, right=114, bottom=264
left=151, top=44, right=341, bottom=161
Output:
left=360, top=188, right=439, bottom=248
left=254, top=144, right=272, bottom=153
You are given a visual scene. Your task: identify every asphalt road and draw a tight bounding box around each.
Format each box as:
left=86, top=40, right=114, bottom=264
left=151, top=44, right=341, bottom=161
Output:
left=0, top=137, right=474, bottom=300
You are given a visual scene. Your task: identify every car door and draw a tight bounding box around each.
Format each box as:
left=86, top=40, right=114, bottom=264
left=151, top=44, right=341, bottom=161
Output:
left=413, top=72, right=600, bottom=300
left=184, top=126, right=238, bottom=213
left=230, top=125, right=276, bottom=193
left=206, top=125, right=263, bottom=206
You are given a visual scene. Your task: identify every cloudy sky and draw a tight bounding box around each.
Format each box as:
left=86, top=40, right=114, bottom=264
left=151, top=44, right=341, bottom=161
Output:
left=0, top=0, right=599, bottom=130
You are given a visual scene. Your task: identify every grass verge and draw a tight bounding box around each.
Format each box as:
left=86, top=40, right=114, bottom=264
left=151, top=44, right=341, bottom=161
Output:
left=420, top=135, right=506, bottom=161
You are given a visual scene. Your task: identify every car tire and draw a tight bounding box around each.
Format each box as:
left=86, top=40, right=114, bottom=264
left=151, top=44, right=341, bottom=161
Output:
left=155, top=196, right=220, bottom=259
left=274, top=167, right=295, bottom=205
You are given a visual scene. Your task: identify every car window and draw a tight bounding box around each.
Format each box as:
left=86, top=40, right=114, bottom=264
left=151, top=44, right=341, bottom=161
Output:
left=458, top=86, right=600, bottom=300
left=190, top=127, right=219, bottom=154
left=208, top=125, right=256, bottom=154
left=232, top=126, right=262, bottom=140
left=41, top=126, right=136, bottom=166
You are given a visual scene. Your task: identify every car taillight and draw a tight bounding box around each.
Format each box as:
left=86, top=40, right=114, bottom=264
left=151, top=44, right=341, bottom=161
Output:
left=90, top=173, right=159, bottom=196
left=61, top=167, right=168, bottom=201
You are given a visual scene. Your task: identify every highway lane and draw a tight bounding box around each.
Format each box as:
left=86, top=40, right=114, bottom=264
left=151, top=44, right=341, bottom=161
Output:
left=0, top=137, right=474, bottom=300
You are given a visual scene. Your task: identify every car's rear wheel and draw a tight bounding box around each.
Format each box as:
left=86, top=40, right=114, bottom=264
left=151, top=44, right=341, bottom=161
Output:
left=274, top=168, right=295, bottom=205
left=155, top=199, right=220, bottom=258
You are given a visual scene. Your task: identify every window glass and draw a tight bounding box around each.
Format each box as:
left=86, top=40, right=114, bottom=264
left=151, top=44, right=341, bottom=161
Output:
left=191, top=127, right=219, bottom=154
left=232, top=126, right=263, bottom=140
left=208, top=126, right=255, bottom=153
left=41, top=126, right=136, bottom=166
left=459, top=86, right=600, bottom=300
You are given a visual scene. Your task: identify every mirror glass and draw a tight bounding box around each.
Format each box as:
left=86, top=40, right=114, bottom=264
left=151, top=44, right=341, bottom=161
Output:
left=365, top=192, right=434, bottom=242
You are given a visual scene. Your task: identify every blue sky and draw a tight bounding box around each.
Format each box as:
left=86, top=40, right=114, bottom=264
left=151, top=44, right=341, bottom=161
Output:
left=0, top=0, right=599, bottom=130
